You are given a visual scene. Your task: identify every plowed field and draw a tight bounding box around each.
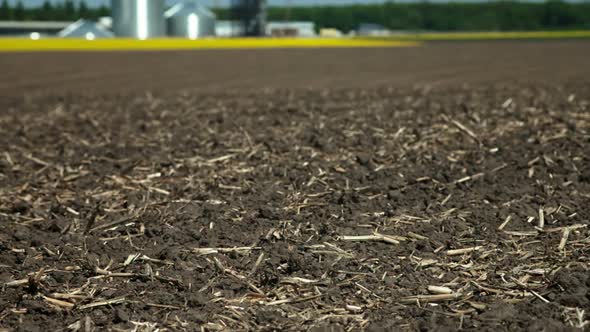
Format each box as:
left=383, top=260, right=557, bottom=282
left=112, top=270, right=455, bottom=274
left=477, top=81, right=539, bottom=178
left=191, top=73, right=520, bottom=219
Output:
left=1, top=41, right=589, bottom=331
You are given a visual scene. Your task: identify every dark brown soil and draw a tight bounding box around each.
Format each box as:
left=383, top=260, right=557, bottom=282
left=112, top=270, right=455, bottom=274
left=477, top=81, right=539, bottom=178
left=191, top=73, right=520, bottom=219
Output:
left=1, top=41, right=589, bottom=331
left=1, top=40, right=590, bottom=98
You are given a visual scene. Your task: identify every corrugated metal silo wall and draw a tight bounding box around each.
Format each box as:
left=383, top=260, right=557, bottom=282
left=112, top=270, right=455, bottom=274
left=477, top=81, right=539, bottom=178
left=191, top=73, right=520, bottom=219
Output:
left=112, top=0, right=165, bottom=39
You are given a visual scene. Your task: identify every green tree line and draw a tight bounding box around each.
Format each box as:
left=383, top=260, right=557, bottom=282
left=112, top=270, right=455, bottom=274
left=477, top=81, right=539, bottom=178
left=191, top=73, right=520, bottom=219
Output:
left=262, top=1, right=590, bottom=32
left=0, top=0, right=108, bottom=21
left=1, top=0, right=589, bottom=31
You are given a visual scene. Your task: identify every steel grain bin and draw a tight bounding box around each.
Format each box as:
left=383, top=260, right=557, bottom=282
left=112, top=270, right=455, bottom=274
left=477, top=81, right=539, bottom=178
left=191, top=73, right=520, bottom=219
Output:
left=111, top=0, right=165, bottom=39
left=165, top=1, right=216, bottom=39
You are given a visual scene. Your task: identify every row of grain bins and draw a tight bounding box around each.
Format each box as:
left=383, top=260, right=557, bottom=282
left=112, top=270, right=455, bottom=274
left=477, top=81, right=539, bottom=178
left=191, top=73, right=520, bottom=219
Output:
left=111, top=0, right=216, bottom=39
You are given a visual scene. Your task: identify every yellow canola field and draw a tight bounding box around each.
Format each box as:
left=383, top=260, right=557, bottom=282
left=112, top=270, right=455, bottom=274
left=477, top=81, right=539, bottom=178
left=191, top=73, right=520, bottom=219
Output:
left=0, top=37, right=419, bottom=52
left=374, top=30, right=590, bottom=41
left=2, top=30, right=588, bottom=52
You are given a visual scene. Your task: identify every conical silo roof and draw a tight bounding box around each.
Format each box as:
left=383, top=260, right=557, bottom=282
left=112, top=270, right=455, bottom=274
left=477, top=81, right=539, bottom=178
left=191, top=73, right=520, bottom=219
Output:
left=58, top=19, right=114, bottom=39
left=165, top=1, right=217, bottom=39
left=165, top=1, right=216, bottom=20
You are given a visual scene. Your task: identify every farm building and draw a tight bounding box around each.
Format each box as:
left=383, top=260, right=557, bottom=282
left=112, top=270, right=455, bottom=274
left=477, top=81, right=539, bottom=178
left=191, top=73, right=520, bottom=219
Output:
left=0, top=21, right=69, bottom=36
left=266, top=21, right=316, bottom=37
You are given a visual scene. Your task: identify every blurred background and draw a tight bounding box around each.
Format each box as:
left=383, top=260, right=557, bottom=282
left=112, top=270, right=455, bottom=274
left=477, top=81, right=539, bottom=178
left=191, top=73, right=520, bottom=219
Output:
left=0, top=0, right=589, bottom=40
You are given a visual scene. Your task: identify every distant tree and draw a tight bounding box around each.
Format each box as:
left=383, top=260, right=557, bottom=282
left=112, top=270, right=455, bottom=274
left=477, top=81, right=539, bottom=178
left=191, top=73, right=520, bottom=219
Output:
left=212, top=8, right=229, bottom=20
left=52, top=2, right=65, bottom=20
left=0, top=0, right=12, bottom=20
left=543, top=0, right=581, bottom=28
left=64, top=0, right=76, bottom=20
left=97, top=4, right=110, bottom=18
left=13, top=0, right=25, bottom=20
left=38, top=0, right=54, bottom=20
left=78, top=0, right=90, bottom=19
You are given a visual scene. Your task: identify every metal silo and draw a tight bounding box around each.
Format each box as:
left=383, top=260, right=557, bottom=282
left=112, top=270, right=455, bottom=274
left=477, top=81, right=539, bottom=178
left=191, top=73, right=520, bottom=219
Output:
left=165, top=1, right=217, bottom=39
left=111, top=0, right=165, bottom=39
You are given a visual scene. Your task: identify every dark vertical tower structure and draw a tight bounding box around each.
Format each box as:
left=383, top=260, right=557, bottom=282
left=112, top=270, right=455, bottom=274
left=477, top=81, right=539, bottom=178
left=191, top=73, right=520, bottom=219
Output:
left=230, top=0, right=266, bottom=36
